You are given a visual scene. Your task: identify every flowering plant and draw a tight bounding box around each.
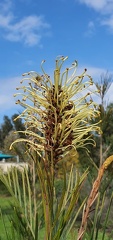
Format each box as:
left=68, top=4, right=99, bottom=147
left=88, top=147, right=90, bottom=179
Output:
left=2, top=56, right=111, bottom=240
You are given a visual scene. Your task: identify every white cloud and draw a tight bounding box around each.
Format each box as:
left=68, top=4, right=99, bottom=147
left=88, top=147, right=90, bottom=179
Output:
left=0, top=76, right=23, bottom=123
left=0, top=0, right=12, bottom=13
left=105, top=82, right=113, bottom=103
left=78, top=0, right=113, bottom=13
left=0, top=0, right=50, bottom=46
left=0, top=14, right=12, bottom=28
left=77, top=65, right=106, bottom=79
left=0, top=77, right=21, bottom=111
left=79, top=0, right=104, bottom=11
left=76, top=65, right=113, bottom=104
left=84, top=66, right=106, bottom=79
left=85, top=21, right=95, bottom=36
left=101, top=14, right=113, bottom=31
left=77, top=0, right=113, bottom=34
left=3, top=15, right=50, bottom=46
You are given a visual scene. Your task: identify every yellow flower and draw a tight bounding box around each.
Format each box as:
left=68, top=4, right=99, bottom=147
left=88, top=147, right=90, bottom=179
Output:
left=11, top=56, right=100, bottom=167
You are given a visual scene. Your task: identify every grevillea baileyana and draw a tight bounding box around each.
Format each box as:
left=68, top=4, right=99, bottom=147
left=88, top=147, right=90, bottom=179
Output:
left=11, top=56, right=101, bottom=169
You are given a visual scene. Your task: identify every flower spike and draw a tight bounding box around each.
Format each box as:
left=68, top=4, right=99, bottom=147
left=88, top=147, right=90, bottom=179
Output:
left=12, top=56, right=100, bottom=168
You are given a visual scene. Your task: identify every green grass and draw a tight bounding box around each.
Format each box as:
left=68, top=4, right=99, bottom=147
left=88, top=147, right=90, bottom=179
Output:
left=0, top=196, right=112, bottom=240
left=0, top=196, right=13, bottom=240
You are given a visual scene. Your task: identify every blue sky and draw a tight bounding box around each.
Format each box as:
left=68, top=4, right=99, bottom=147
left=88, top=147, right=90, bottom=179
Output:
left=0, top=0, right=113, bottom=123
